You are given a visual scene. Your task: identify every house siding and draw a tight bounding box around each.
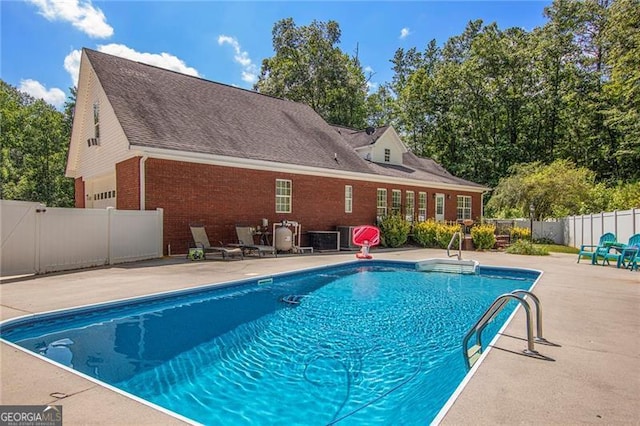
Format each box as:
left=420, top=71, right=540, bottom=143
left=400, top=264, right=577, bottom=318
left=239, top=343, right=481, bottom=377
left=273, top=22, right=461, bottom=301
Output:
left=137, top=158, right=482, bottom=254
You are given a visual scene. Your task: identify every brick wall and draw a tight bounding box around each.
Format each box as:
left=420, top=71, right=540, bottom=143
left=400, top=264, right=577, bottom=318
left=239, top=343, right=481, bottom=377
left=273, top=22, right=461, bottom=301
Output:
left=74, top=178, right=85, bottom=208
left=116, top=157, right=140, bottom=210
left=120, top=158, right=484, bottom=255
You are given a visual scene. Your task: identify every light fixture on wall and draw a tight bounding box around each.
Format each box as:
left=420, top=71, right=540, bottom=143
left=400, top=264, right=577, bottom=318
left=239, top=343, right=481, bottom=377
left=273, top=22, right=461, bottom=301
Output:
left=447, top=194, right=451, bottom=199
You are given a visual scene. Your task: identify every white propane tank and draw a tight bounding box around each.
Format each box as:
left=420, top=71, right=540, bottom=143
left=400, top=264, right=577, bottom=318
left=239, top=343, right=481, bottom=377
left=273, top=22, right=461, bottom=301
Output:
left=275, top=225, right=293, bottom=251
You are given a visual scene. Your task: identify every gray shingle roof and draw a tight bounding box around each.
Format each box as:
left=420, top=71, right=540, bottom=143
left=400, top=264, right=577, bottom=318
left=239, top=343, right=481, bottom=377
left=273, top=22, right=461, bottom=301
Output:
left=85, top=48, right=486, bottom=190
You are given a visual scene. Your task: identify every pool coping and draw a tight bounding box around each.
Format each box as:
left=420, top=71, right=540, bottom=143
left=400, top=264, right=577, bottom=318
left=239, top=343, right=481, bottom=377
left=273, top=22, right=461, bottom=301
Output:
left=1, top=249, right=639, bottom=424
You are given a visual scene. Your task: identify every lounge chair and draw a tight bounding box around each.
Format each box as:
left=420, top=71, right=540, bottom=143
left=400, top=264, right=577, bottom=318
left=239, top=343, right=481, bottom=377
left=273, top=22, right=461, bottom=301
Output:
left=189, top=224, right=243, bottom=260
left=597, top=233, right=640, bottom=268
left=577, top=233, right=616, bottom=264
left=231, top=226, right=277, bottom=257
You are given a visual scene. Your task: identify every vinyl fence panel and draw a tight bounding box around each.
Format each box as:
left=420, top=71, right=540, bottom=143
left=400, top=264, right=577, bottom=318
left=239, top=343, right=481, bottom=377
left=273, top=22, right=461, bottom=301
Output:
left=564, top=209, right=639, bottom=248
left=1, top=200, right=163, bottom=277
left=1, top=200, right=39, bottom=276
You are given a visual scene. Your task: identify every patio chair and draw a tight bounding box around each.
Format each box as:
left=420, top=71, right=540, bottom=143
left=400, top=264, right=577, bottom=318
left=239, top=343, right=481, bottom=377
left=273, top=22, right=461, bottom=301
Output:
left=189, top=224, right=243, bottom=260
left=629, top=250, right=639, bottom=271
left=577, top=232, right=616, bottom=264
left=596, top=233, right=640, bottom=268
left=231, top=226, right=277, bottom=257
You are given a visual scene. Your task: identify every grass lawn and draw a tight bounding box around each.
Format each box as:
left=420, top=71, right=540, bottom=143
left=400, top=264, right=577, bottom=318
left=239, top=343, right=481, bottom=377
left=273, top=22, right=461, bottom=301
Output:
left=537, top=244, right=579, bottom=254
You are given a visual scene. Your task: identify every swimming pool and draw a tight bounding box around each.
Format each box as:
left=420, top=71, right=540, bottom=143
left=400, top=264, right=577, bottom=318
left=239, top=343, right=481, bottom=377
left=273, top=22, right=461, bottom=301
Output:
left=1, top=260, right=540, bottom=424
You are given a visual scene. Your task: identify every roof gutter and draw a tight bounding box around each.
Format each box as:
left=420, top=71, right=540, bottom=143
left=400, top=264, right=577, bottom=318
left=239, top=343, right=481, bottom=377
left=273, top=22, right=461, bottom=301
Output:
left=139, top=155, right=148, bottom=210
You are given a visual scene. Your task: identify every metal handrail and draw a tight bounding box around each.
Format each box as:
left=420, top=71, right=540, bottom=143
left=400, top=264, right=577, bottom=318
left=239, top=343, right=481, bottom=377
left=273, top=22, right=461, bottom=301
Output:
left=447, top=231, right=462, bottom=260
left=462, top=293, right=538, bottom=369
left=511, top=289, right=545, bottom=342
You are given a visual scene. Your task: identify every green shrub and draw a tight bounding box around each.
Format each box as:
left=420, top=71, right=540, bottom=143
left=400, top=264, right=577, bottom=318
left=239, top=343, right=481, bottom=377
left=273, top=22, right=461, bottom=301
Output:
left=378, top=214, right=411, bottom=248
left=505, top=240, right=549, bottom=256
left=412, top=220, right=439, bottom=247
left=436, top=222, right=463, bottom=248
left=471, top=224, right=497, bottom=250
left=510, top=227, right=531, bottom=241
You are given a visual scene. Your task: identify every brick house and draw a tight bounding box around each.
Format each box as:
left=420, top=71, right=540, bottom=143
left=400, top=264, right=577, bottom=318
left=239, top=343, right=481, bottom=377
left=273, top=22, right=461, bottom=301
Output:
left=66, top=48, right=489, bottom=254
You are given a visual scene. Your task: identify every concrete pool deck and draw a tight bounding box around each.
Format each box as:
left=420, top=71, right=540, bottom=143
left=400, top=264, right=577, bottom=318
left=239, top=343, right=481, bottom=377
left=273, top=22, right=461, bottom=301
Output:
left=1, top=249, right=638, bottom=425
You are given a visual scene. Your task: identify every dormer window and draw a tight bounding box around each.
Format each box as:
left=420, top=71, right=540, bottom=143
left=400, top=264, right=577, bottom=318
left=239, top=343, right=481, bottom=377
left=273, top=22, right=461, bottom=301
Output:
left=93, top=102, right=100, bottom=140
left=384, top=148, right=390, bottom=162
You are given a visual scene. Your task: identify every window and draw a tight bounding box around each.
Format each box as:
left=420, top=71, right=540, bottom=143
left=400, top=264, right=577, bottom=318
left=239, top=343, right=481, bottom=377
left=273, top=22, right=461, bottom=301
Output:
left=376, top=188, right=387, bottom=219
left=93, top=102, right=100, bottom=140
left=418, top=192, right=427, bottom=221
left=275, top=179, right=292, bottom=213
left=345, top=185, right=353, bottom=213
left=405, top=191, right=415, bottom=222
left=391, top=189, right=401, bottom=215
left=457, top=195, right=472, bottom=220
left=384, top=148, right=391, bottom=162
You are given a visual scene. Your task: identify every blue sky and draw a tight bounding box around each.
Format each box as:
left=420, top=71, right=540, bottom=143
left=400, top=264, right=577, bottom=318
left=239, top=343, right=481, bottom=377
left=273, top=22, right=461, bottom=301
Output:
left=2, top=0, right=551, bottom=109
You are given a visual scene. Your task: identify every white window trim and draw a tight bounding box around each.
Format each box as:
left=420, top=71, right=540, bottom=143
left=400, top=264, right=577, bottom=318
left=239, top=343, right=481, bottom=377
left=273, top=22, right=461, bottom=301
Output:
left=391, top=189, right=401, bottom=215
left=275, top=179, right=292, bottom=213
left=377, top=188, right=387, bottom=219
left=345, top=185, right=353, bottom=213
left=405, top=190, right=415, bottom=222
left=457, top=195, right=472, bottom=220
left=418, top=192, right=427, bottom=222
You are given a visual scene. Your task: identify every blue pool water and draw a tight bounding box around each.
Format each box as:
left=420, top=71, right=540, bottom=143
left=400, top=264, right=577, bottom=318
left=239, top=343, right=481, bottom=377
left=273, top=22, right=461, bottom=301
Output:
left=1, top=261, right=538, bottom=424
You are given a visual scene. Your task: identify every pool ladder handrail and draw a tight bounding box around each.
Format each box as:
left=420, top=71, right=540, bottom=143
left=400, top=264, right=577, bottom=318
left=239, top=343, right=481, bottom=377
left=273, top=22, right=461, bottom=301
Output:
left=447, top=231, right=463, bottom=260
left=462, top=290, right=545, bottom=370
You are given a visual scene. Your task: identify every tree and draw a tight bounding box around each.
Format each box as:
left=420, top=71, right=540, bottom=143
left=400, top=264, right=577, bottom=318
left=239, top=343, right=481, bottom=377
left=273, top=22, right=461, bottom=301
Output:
left=486, top=160, right=598, bottom=219
left=602, top=0, right=640, bottom=180
left=255, top=18, right=368, bottom=128
left=0, top=80, right=74, bottom=206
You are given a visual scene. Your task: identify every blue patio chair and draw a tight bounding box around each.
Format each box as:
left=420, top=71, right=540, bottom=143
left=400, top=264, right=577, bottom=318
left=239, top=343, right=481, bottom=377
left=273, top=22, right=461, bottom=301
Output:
left=577, top=233, right=616, bottom=264
left=597, top=233, right=640, bottom=268
left=628, top=250, right=639, bottom=271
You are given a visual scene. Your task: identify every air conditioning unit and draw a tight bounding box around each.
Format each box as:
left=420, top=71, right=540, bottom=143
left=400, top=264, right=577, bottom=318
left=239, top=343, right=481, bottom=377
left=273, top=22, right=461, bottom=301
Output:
left=336, top=226, right=359, bottom=250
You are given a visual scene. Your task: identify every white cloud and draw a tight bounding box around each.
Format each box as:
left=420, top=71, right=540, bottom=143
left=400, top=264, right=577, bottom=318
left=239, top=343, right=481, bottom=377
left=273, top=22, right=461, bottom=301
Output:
left=27, top=0, right=113, bottom=38
left=364, top=66, right=374, bottom=74
left=64, top=49, right=82, bottom=86
left=218, top=35, right=258, bottom=85
left=400, top=27, right=411, bottom=39
left=19, top=79, right=66, bottom=108
left=64, top=44, right=201, bottom=86
left=366, top=81, right=379, bottom=94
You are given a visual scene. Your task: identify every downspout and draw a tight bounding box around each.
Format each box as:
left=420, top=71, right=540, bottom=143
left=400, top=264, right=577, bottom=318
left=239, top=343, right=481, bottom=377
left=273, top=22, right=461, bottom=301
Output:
left=481, top=190, right=490, bottom=223
left=140, top=155, right=148, bottom=210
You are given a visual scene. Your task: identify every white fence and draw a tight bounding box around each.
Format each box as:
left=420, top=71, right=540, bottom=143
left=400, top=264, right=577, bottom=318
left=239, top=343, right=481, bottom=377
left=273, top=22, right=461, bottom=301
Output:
left=564, top=208, right=640, bottom=248
left=1, top=200, right=163, bottom=277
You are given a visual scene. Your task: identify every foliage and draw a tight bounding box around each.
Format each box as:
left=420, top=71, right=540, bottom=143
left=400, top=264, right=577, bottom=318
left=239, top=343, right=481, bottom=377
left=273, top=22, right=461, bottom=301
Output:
left=505, top=240, right=550, bottom=256
left=510, top=227, right=531, bottom=241
left=378, top=214, right=411, bottom=248
left=369, top=0, right=640, bottom=189
left=411, top=219, right=461, bottom=248
left=1, top=80, right=74, bottom=206
left=412, top=220, right=439, bottom=247
left=536, top=244, right=579, bottom=254
left=486, top=160, right=603, bottom=219
left=470, top=223, right=496, bottom=250
left=255, top=18, right=368, bottom=128
left=435, top=222, right=463, bottom=248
